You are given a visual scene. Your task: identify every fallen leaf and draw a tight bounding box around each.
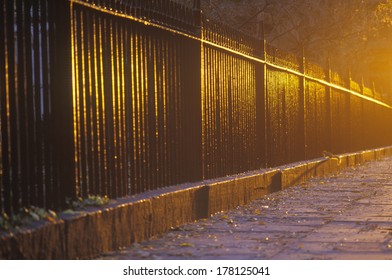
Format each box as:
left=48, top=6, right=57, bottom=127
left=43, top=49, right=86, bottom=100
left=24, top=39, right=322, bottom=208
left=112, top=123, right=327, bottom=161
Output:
left=46, top=216, right=57, bottom=223
left=29, top=212, right=40, bottom=221
left=48, top=210, right=57, bottom=218
left=62, top=209, right=76, bottom=214
left=179, top=242, right=194, bottom=247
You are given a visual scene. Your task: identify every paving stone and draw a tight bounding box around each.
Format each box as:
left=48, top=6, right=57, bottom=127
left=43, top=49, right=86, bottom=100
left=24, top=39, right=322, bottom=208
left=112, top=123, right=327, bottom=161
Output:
left=96, top=156, right=392, bottom=260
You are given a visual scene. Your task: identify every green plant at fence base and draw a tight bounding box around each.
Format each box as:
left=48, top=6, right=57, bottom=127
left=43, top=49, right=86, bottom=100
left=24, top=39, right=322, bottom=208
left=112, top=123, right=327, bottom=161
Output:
left=0, top=213, right=10, bottom=231
left=66, top=194, right=110, bottom=210
left=0, top=195, right=110, bottom=231
left=0, top=206, right=58, bottom=231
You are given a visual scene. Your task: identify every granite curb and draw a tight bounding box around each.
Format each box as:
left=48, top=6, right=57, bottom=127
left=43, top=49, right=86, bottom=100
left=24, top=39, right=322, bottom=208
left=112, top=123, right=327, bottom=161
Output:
left=1, top=146, right=392, bottom=259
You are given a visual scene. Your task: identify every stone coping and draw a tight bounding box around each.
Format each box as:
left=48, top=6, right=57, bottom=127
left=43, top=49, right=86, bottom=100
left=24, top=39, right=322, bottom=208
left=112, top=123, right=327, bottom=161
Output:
left=1, top=147, right=392, bottom=259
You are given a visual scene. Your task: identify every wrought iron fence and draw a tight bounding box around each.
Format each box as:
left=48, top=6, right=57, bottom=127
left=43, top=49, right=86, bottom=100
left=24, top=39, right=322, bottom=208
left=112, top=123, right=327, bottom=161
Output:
left=1, top=0, right=392, bottom=216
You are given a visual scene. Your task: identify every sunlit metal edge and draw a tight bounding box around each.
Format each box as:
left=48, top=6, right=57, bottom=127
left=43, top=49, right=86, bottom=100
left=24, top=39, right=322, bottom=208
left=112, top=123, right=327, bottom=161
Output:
left=69, top=0, right=392, bottom=109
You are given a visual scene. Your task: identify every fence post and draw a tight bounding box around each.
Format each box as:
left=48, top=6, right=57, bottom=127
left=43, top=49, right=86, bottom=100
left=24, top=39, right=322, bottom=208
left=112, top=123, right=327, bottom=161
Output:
left=193, top=0, right=201, bottom=11
left=256, top=21, right=267, bottom=167
left=1, top=0, right=14, bottom=215
left=48, top=0, right=76, bottom=208
left=179, top=0, right=203, bottom=181
left=193, top=0, right=201, bottom=30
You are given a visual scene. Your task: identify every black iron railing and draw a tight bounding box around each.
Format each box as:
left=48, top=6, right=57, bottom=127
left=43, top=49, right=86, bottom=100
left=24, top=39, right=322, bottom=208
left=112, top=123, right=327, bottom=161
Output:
left=1, top=0, right=392, bottom=216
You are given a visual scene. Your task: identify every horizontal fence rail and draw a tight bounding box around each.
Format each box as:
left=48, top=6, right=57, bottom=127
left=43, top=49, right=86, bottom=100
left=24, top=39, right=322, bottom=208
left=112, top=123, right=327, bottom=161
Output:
left=1, top=0, right=392, bottom=216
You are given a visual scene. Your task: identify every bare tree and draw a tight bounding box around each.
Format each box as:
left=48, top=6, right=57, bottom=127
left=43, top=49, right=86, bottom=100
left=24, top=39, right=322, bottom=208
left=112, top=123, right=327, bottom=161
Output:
left=200, top=0, right=392, bottom=92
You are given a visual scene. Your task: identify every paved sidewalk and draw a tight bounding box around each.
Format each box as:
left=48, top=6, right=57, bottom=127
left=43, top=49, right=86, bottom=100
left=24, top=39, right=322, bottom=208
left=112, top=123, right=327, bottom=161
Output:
left=98, top=157, right=392, bottom=260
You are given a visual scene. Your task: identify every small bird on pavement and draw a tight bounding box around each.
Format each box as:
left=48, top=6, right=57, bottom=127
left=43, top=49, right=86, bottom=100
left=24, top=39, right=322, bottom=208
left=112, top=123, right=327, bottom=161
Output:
left=322, top=150, right=341, bottom=165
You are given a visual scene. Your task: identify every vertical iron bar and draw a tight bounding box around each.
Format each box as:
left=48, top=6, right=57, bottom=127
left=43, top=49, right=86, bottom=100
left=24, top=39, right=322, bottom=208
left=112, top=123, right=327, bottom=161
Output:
left=299, top=46, right=307, bottom=161
left=16, top=0, right=29, bottom=210
left=0, top=0, right=9, bottom=214
left=0, top=0, right=3, bottom=213
left=325, top=57, right=332, bottom=153
left=6, top=0, right=20, bottom=213
left=40, top=0, right=53, bottom=209
left=32, top=0, right=44, bottom=208
left=346, top=68, right=352, bottom=152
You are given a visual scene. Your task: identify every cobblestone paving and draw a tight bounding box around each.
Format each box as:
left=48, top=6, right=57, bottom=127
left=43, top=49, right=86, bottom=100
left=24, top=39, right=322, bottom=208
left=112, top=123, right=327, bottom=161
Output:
left=98, top=157, right=392, bottom=260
